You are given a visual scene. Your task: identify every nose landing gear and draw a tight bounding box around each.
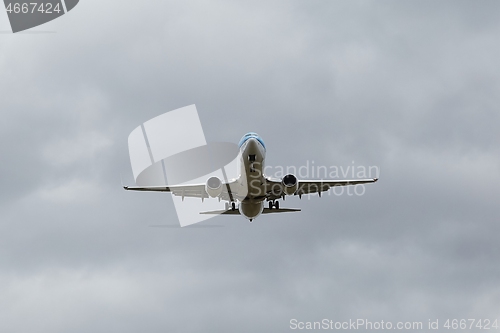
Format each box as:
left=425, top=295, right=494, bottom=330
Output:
left=249, top=155, right=256, bottom=173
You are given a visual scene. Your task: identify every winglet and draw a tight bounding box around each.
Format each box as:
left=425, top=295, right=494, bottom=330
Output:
left=373, top=178, right=379, bottom=182
left=120, top=174, right=129, bottom=190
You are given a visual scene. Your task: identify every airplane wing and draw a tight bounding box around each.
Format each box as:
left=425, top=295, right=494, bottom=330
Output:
left=123, top=180, right=239, bottom=202
left=265, top=178, right=378, bottom=200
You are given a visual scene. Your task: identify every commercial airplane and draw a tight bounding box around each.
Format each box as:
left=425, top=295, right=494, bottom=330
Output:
left=123, top=132, right=378, bottom=222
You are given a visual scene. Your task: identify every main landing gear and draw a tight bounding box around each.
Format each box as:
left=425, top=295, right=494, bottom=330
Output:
left=268, top=200, right=280, bottom=209
left=225, top=202, right=236, bottom=211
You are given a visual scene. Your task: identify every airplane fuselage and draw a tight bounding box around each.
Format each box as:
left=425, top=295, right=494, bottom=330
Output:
left=237, top=133, right=267, bottom=220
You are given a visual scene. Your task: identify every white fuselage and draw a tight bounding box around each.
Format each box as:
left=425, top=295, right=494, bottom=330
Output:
left=237, top=135, right=267, bottom=220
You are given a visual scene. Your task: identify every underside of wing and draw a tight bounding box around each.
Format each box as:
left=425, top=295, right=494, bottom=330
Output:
left=297, top=178, right=378, bottom=195
left=265, top=177, right=378, bottom=199
left=123, top=184, right=205, bottom=198
left=123, top=185, right=172, bottom=192
left=124, top=180, right=239, bottom=201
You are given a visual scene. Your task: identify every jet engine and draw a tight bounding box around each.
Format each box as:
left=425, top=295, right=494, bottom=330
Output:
left=205, top=176, right=223, bottom=198
left=282, top=174, right=298, bottom=196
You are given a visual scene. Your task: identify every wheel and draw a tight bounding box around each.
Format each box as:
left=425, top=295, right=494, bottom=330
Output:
left=231, top=202, right=236, bottom=210
left=268, top=201, right=273, bottom=209
left=275, top=201, right=279, bottom=209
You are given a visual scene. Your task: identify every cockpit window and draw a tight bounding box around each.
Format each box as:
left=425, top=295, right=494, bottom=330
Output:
left=238, top=132, right=266, bottom=150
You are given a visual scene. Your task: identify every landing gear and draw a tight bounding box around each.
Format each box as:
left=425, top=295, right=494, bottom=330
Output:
left=225, top=202, right=236, bottom=211
left=268, top=200, right=280, bottom=209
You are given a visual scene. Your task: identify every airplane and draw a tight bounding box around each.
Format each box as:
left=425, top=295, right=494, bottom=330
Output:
left=123, top=132, right=378, bottom=222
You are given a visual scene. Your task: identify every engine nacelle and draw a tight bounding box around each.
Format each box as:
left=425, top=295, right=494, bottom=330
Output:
left=205, top=176, right=223, bottom=198
left=282, top=174, right=298, bottom=196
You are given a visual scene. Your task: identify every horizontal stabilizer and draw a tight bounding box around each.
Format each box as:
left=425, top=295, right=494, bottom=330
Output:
left=200, top=209, right=240, bottom=215
left=200, top=208, right=301, bottom=215
left=262, top=208, right=301, bottom=214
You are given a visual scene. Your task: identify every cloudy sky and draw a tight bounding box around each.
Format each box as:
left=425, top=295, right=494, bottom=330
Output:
left=1, top=0, right=500, bottom=332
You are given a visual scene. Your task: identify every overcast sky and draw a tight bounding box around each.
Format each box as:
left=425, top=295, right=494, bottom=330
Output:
left=1, top=1, right=500, bottom=332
